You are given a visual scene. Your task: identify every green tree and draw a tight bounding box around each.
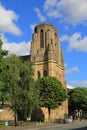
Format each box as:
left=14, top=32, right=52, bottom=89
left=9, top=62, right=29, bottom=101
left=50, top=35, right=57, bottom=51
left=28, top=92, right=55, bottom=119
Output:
left=0, top=38, right=39, bottom=122
left=6, top=55, right=39, bottom=122
left=17, top=59, right=39, bottom=121
left=4, top=55, right=22, bottom=124
left=68, top=87, right=87, bottom=113
left=36, top=76, right=67, bottom=120
left=0, top=38, right=8, bottom=108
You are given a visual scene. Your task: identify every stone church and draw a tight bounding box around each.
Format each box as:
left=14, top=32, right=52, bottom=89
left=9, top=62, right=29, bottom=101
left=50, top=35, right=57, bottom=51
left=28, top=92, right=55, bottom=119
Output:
left=0, top=23, right=68, bottom=122
left=30, top=23, right=68, bottom=121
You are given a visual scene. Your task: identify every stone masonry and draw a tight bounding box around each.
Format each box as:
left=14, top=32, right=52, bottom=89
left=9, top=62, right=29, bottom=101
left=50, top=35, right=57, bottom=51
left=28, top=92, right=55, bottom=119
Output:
left=30, top=23, right=68, bottom=121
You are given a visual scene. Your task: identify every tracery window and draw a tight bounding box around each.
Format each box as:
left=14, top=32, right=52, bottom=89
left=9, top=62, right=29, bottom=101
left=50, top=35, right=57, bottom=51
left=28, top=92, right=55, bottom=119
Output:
left=40, top=30, right=44, bottom=48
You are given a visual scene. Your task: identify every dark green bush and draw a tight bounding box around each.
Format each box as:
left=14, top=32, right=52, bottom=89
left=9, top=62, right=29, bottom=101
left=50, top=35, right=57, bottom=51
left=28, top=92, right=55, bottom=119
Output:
left=0, top=122, right=6, bottom=128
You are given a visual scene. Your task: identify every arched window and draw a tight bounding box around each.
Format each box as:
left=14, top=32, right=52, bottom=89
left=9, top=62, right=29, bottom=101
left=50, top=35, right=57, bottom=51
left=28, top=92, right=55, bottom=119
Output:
left=40, top=30, right=44, bottom=48
left=44, top=70, right=47, bottom=77
left=54, top=33, right=57, bottom=41
left=37, top=71, right=41, bottom=79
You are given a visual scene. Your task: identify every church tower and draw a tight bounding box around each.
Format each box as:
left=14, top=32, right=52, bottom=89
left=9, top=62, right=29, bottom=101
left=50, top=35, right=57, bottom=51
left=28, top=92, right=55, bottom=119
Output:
left=30, top=23, right=68, bottom=121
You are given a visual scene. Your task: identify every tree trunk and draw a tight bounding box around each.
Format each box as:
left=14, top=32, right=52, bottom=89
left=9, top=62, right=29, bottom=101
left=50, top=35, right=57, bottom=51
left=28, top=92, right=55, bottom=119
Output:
left=14, top=111, right=17, bottom=126
left=48, top=107, right=50, bottom=121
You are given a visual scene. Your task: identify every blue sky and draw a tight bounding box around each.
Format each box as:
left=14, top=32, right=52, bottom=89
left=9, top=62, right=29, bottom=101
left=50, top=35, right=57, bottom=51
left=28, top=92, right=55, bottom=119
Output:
left=0, top=0, right=87, bottom=88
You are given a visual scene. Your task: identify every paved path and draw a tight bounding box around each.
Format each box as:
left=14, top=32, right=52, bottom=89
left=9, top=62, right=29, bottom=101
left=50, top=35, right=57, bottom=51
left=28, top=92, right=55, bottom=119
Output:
left=38, top=121, right=87, bottom=130
left=1, top=120, right=87, bottom=130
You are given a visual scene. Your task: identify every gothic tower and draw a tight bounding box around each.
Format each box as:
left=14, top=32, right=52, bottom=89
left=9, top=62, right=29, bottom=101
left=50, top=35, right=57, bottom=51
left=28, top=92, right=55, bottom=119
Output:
left=30, top=23, right=68, bottom=121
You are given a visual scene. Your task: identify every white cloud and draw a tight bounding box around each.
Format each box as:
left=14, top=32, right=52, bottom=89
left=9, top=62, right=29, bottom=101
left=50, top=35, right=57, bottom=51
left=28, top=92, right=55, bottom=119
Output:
left=60, top=35, right=69, bottom=42
left=66, top=66, right=79, bottom=75
left=61, top=33, right=87, bottom=52
left=30, top=23, right=37, bottom=32
left=0, top=33, right=8, bottom=42
left=44, top=0, right=57, bottom=11
left=1, top=34, right=31, bottom=56
left=44, top=0, right=62, bottom=18
left=34, top=8, right=46, bottom=22
left=68, top=33, right=87, bottom=52
left=71, top=80, right=87, bottom=88
left=3, top=41, right=31, bottom=56
left=67, top=84, right=74, bottom=89
left=0, top=5, right=22, bottom=35
left=44, top=0, right=87, bottom=25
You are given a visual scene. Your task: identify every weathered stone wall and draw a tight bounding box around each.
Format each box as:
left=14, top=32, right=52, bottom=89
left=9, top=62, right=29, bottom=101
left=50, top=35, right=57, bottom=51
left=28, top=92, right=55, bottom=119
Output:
left=0, top=108, right=14, bottom=121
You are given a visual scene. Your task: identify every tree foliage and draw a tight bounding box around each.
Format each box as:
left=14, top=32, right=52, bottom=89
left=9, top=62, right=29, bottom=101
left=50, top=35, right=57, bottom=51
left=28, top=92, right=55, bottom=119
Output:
left=5, top=55, right=39, bottom=121
left=68, top=87, right=87, bottom=112
left=0, top=38, right=8, bottom=85
left=0, top=38, right=8, bottom=107
left=36, top=76, right=67, bottom=120
left=0, top=37, right=39, bottom=121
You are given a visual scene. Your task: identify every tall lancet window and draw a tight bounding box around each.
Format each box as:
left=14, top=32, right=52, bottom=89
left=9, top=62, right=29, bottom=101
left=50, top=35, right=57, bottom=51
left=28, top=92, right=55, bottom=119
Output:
left=40, top=30, right=44, bottom=48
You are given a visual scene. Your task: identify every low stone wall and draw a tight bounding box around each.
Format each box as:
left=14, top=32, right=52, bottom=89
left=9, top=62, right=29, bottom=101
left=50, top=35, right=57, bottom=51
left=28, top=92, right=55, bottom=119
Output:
left=0, top=108, right=14, bottom=121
